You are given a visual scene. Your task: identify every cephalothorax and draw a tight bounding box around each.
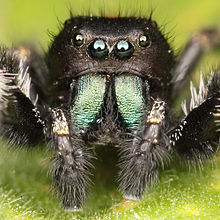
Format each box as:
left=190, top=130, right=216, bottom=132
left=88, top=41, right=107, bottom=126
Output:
left=0, top=15, right=219, bottom=211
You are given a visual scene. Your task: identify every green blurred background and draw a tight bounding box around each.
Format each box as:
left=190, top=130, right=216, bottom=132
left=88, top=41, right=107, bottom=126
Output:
left=0, top=0, right=219, bottom=80
left=0, top=0, right=219, bottom=47
left=0, top=0, right=219, bottom=219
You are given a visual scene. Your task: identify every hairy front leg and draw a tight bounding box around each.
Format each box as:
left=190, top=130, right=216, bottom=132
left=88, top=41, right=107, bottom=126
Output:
left=0, top=46, right=45, bottom=145
left=119, top=99, right=170, bottom=200
left=50, top=108, right=91, bottom=211
left=169, top=72, right=219, bottom=164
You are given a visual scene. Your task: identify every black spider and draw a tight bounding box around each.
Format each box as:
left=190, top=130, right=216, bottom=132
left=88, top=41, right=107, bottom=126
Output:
left=0, top=14, right=219, bottom=211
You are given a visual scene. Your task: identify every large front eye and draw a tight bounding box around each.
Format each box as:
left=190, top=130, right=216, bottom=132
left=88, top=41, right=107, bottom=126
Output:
left=139, top=34, right=151, bottom=47
left=89, top=39, right=109, bottom=59
left=114, top=40, right=134, bottom=60
left=74, top=33, right=84, bottom=46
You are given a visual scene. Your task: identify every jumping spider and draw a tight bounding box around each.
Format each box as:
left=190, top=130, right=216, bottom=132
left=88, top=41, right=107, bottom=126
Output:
left=0, top=14, right=219, bottom=211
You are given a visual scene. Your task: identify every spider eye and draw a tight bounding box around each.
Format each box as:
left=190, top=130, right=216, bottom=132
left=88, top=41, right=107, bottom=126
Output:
left=89, top=39, right=109, bottom=59
left=116, top=40, right=129, bottom=51
left=93, top=40, right=106, bottom=50
left=114, top=40, right=134, bottom=60
left=139, top=35, right=151, bottom=47
left=74, top=33, right=84, bottom=46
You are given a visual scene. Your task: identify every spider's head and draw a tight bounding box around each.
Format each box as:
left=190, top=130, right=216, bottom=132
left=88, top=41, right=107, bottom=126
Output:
left=48, top=16, right=175, bottom=98
left=47, top=16, right=175, bottom=136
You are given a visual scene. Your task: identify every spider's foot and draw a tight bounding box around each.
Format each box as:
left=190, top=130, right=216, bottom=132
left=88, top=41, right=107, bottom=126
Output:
left=123, top=194, right=141, bottom=201
left=64, top=206, right=83, bottom=212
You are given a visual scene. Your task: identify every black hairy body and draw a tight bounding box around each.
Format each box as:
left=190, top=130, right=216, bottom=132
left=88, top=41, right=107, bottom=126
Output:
left=0, top=15, right=219, bottom=211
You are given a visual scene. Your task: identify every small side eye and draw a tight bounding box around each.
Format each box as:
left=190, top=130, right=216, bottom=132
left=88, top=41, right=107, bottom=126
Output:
left=74, top=33, right=84, bottom=46
left=139, top=35, right=151, bottom=48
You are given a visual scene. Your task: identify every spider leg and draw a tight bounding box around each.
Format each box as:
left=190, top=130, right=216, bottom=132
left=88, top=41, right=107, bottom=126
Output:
left=0, top=46, right=91, bottom=210
left=119, top=99, right=170, bottom=200
left=50, top=108, right=90, bottom=211
left=0, top=46, right=46, bottom=145
left=171, top=28, right=220, bottom=98
left=168, top=72, right=219, bottom=164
